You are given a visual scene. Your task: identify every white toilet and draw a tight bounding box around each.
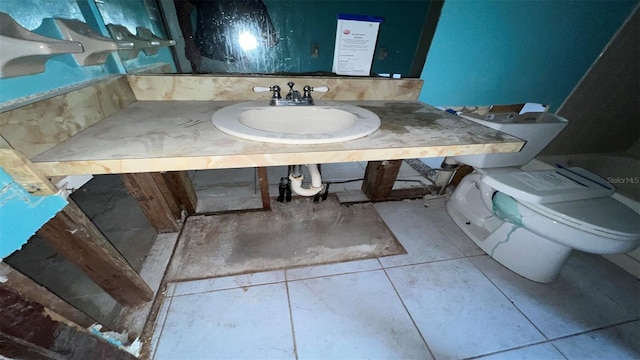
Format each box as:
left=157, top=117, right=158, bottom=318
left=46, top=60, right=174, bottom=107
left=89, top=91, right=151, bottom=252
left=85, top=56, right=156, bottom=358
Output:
left=446, top=112, right=640, bottom=283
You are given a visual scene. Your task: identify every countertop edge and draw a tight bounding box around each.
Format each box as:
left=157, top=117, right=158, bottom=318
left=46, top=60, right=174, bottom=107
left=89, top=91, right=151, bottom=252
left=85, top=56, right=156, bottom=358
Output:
left=33, top=142, right=524, bottom=176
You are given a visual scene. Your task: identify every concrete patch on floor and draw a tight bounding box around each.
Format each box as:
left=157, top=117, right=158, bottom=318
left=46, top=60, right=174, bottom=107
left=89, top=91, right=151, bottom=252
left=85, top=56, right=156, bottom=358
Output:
left=166, top=197, right=405, bottom=281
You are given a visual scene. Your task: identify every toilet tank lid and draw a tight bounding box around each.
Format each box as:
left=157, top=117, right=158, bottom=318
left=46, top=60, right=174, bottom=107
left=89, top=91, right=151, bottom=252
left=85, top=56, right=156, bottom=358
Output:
left=482, top=167, right=615, bottom=204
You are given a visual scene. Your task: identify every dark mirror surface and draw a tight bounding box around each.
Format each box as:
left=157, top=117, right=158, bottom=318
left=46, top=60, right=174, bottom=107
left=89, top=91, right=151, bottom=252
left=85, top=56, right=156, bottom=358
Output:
left=164, top=0, right=437, bottom=77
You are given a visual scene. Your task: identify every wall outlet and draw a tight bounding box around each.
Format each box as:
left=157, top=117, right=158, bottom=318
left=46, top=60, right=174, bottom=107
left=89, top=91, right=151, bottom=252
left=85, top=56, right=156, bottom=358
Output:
left=377, top=48, right=388, bottom=60
left=310, top=43, right=319, bottom=58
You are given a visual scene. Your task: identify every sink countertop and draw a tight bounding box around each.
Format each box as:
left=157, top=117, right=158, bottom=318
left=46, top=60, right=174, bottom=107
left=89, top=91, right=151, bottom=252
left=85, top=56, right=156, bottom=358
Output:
left=31, top=101, right=524, bottom=176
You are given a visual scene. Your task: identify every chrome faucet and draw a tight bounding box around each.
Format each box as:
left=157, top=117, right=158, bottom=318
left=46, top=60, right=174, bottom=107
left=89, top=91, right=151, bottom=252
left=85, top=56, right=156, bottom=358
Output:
left=253, top=81, right=329, bottom=106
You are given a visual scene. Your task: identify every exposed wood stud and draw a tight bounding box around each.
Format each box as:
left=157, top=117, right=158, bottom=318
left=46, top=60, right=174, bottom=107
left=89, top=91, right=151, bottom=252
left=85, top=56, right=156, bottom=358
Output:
left=37, top=200, right=153, bottom=307
left=0, top=262, right=96, bottom=329
left=361, top=160, right=403, bottom=200
left=257, top=167, right=270, bottom=210
left=0, top=150, right=56, bottom=195
left=161, top=171, right=197, bottom=215
left=121, top=172, right=179, bottom=233
left=375, top=188, right=430, bottom=202
left=150, top=172, right=183, bottom=220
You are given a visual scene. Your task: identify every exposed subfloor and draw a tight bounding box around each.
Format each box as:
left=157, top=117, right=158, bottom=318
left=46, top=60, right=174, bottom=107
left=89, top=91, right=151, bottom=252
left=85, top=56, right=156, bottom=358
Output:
left=166, top=197, right=404, bottom=282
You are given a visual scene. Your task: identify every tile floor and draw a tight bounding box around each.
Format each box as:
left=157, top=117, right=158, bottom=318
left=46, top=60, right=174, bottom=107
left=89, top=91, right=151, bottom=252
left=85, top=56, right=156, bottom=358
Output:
left=150, top=176, right=640, bottom=359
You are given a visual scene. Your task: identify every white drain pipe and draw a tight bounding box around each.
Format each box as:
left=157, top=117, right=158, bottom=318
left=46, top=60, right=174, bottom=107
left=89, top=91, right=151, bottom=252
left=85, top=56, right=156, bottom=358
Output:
left=289, top=164, right=324, bottom=197
left=435, top=157, right=460, bottom=194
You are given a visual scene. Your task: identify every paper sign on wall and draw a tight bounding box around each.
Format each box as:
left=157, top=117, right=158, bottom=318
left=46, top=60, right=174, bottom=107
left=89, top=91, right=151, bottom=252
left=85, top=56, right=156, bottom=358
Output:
left=332, top=14, right=383, bottom=76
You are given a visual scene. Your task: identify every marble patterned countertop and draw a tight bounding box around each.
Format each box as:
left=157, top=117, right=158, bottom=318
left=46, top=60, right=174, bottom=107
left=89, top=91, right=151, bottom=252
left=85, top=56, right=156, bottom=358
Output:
left=31, top=100, right=524, bottom=176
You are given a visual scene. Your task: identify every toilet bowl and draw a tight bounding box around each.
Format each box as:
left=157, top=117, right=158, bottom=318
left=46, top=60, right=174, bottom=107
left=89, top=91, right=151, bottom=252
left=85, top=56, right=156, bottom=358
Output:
left=447, top=170, right=640, bottom=282
left=445, top=111, right=640, bottom=282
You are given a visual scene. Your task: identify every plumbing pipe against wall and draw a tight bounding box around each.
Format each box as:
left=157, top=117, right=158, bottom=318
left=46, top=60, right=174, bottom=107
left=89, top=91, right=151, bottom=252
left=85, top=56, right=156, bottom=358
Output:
left=289, top=164, right=324, bottom=197
left=434, top=157, right=460, bottom=194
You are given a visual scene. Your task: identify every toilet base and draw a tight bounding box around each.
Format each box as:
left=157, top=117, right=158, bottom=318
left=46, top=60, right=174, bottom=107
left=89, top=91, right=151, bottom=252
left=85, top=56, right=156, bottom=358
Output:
left=446, top=201, right=573, bottom=283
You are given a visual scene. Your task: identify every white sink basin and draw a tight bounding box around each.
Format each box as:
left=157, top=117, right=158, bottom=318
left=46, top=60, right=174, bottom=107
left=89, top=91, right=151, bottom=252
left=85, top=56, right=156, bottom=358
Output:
left=212, top=100, right=381, bottom=144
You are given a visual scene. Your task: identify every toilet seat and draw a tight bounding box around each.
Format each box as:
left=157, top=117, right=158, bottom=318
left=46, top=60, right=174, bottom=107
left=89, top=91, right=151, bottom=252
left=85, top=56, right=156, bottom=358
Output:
left=521, top=197, right=640, bottom=240
left=479, top=168, right=640, bottom=239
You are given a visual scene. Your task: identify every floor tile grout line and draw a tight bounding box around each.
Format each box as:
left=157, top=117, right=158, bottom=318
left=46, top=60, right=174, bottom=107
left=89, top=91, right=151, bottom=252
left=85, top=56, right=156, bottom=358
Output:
left=150, top=295, right=174, bottom=360
left=550, top=342, right=571, bottom=360
left=168, top=259, right=385, bottom=296
left=284, top=272, right=299, bottom=360
left=168, top=264, right=382, bottom=297
left=552, top=317, right=640, bottom=341
left=379, top=263, right=437, bottom=360
left=461, top=338, right=568, bottom=360
left=470, top=257, right=550, bottom=342
left=170, top=278, right=287, bottom=298
left=142, top=230, right=184, bottom=360
left=166, top=281, right=176, bottom=297
left=378, top=254, right=575, bottom=360
left=464, top=261, right=640, bottom=358
left=285, top=266, right=383, bottom=283
left=167, top=253, right=487, bottom=298
left=379, top=253, right=481, bottom=270
left=462, top=317, right=640, bottom=360
left=167, top=270, right=285, bottom=285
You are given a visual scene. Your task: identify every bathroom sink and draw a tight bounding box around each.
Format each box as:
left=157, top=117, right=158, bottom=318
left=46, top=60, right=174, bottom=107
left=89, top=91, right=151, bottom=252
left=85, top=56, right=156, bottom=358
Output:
left=211, top=101, right=381, bottom=144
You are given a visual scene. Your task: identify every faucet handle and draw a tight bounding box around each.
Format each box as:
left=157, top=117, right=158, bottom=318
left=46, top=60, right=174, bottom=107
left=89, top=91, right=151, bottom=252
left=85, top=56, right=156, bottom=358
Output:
left=253, top=85, right=275, bottom=92
left=302, top=85, right=330, bottom=101
left=253, top=85, right=281, bottom=100
left=311, top=86, right=329, bottom=92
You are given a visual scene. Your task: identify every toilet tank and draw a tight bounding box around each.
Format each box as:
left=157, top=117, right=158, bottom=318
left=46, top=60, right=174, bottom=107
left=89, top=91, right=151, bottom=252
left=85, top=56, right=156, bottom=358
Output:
left=453, top=112, right=568, bottom=168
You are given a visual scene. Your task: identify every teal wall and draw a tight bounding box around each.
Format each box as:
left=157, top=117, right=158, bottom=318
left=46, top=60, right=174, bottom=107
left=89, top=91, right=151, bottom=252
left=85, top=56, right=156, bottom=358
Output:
left=0, top=168, right=67, bottom=259
left=418, top=0, right=638, bottom=111
left=0, top=0, right=176, bottom=106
